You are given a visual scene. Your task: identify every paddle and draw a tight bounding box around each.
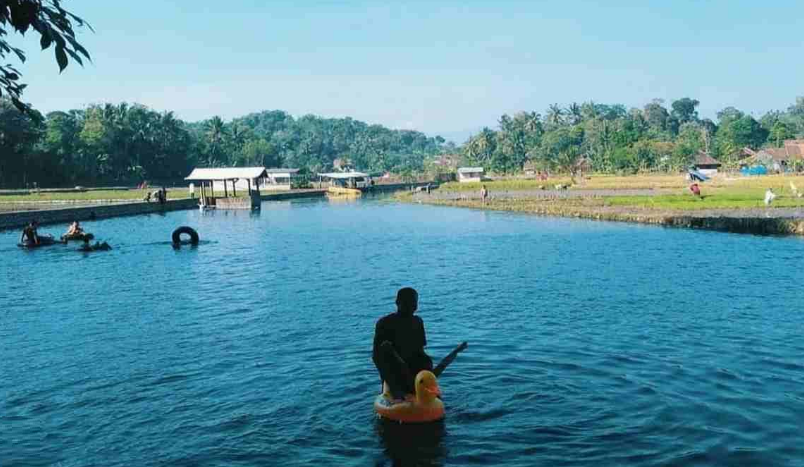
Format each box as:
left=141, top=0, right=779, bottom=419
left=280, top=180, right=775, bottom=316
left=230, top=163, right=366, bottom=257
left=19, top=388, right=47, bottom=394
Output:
left=433, top=341, right=468, bottom=377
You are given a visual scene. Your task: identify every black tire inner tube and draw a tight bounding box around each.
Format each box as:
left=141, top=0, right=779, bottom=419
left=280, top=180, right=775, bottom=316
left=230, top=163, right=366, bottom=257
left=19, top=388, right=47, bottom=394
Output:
left=172, top=226, right=199, bottom=245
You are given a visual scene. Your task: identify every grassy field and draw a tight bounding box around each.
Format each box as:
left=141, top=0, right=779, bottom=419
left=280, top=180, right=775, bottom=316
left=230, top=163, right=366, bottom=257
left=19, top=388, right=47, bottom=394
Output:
left=0, top=188, right=190, bottom=203
left=439, top=173, right=804, bottom=194
left=604, top=190, right=804, bottom=210
left=414, top=173, right=804, bottom=213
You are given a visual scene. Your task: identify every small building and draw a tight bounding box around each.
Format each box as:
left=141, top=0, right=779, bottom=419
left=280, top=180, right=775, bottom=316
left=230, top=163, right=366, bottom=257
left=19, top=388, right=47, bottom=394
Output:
left=523, top=162, right=538, bottom=176
left=691, top=152, right=722, bottom=176
left=184, top=167, right=267, bottom=210
left=457, top=167, right=484, bottom=183
left=261, top=168, right=300, bottom=191
left=572, top=157, right=591, bottom=176
left=748, top=140, right=804, bottom=173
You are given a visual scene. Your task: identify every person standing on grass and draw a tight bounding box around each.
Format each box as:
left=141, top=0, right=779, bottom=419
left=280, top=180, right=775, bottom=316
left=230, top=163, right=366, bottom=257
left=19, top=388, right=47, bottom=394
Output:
left=480, top=184, right=489, bottom=204
left=764, top=188, right=776, bottom=206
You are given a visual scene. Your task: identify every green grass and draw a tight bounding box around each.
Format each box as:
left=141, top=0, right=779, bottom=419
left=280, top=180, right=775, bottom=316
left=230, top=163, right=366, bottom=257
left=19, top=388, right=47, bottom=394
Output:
left=439, top=178, right=574, bottom=192
left=0, top=188, right=189, bottom=203
left=438, top=173, right=804, bottom=193
left=604, top=190, right=804, bottom=210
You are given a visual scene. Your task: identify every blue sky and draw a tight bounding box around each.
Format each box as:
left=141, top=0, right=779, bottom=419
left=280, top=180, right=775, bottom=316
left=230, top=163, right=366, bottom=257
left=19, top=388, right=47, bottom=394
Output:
left=17, top=0, right=804, bottom=142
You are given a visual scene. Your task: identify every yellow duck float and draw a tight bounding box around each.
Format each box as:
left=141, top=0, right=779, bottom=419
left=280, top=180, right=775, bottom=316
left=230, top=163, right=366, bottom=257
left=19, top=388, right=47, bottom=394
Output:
left=374, top=370, right=444, bottom=423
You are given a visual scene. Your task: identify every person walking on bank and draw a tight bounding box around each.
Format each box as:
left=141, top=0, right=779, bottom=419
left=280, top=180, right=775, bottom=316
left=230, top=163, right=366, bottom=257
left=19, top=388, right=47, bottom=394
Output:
left=372, top=287, right=433, bottom=400
left=480, top=184, right=489, bottom=204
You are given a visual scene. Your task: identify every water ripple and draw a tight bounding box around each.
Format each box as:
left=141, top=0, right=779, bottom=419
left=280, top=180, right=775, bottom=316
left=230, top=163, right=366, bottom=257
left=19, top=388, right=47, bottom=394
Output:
left=2, top=199, right=804, bottom=466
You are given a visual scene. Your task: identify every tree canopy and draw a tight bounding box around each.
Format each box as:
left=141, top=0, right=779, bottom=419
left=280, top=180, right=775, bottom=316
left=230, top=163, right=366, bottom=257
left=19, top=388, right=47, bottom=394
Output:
left=0, top=101, right=450, bottom=187
left=0, top=0, right=91, bottom=112
left=462, top=96, right=804, bottom=174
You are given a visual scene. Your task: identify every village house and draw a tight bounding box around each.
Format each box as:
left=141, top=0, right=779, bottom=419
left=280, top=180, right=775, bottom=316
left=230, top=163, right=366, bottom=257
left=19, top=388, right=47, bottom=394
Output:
left=753, top=140, right=804, bottom=172
left=691, top=152, right=722, bottom=176
left=261, top=168, right=300, bottom=190
left=457, top=167, right=484, bottom=183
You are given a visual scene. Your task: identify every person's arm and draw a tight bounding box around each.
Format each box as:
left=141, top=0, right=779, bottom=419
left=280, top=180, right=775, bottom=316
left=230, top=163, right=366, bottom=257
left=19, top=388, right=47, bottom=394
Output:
left=416, top=317, right=433, bottom=369
left=372, top=320, right=389, bottom=368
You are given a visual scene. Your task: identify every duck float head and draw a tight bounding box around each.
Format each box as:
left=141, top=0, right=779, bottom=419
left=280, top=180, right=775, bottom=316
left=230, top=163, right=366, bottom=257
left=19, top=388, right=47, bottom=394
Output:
left=374, top=370, right=445, bottom=423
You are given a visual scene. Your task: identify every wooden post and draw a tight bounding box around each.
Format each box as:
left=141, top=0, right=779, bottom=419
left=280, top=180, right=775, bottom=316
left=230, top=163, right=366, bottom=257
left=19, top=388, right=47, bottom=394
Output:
left=233, top=180, right=237, bottom=197
left=224, top=179, right=228, bottom=198
left=247, top=178, right=252, bottom=196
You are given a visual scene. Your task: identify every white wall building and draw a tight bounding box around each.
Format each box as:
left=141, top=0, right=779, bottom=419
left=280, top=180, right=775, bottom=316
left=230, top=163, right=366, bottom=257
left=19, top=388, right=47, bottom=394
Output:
left=457, top=167, right=484, bottom=183
left=261, top=168, right=300, bottom=191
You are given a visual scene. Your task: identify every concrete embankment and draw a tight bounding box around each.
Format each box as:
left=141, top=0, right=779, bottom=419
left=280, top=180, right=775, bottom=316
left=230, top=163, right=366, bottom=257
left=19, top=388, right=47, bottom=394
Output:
left=0, top=199, right=198, bottom=231
left=260, top=189, right=327, bottom=200
left=0, top=184, right=433, bottom=231
left=412, top=197, right=804, bottom=237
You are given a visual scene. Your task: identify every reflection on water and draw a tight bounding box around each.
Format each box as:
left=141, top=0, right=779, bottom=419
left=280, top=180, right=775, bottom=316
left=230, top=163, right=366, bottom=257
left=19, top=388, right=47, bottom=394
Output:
left=376, top=419, right=447, bottom=467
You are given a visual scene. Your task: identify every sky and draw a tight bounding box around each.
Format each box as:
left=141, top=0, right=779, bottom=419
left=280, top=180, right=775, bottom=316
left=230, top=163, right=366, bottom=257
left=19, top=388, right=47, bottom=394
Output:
left=15, top=0, right=804, bottom=142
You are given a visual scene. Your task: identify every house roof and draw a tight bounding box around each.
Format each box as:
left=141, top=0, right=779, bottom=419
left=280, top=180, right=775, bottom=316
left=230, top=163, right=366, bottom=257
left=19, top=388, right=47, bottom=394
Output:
left=783, top=140, right=804, bottom=158
left=750, top=140, right=804, bottom=164
left=757, top=148, right=790, bottom=162
left=318, top=171, right=369, bottom=179
left=692, top=152, right=722, bottom=166
left=265, top=168, right=300, bottom=174
left=457, top=167, right=484, bottom=173
left=185, top=167, right=268, bottom=181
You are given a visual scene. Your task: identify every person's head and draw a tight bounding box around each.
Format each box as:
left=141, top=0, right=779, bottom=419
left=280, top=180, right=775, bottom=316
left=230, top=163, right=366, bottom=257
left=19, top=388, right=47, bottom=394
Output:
left=396, top=287, right=419, bottom=315
left=31, top=220, right=38, bottom=227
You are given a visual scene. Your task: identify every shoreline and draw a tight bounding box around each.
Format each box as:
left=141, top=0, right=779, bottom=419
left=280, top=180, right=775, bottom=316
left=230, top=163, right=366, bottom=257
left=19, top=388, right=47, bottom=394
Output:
left=407, top=195, right=804, bottom=237
left=0, top=184, right=435, bottom=231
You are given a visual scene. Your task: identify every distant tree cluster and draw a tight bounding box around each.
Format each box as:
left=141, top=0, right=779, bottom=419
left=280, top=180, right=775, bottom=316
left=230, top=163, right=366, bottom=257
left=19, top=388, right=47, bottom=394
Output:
left=0, top=101, right=451, bottom=188
left=463, top=97, right=804, bottom=174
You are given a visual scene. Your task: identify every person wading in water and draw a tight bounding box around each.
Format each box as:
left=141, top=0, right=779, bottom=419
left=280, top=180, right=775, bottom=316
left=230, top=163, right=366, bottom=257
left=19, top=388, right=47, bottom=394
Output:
left=20, top=220, right=40, bottom=245
left=372, top=287, right=433, bottom=400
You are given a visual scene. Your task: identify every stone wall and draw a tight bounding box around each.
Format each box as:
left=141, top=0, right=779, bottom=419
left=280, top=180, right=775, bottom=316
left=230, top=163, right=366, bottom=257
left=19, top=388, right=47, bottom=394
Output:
left=0, top=199, right=198, bottom=231
left=260, top=190, right=327, bottom=200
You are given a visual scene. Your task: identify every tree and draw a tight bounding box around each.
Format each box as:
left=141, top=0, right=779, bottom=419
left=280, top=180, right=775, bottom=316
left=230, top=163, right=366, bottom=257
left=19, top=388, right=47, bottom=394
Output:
left=546, top=104, right=565, bottom=127
left=567, top=102, right=582, bottom=125
left=671, top=98, right=700, bottom=124
left=0, top=97, right=43, bottom=184
left=769, top=121, right=793, bottom=147
left=0, top=1, right=91, bottom=112
left=203, top=116, right=229, bottom=166
left=540, top=126, right=584, bottom=174
left=643, top=100, right=669, bottom=132
left=716, top=115, right=768, bottom=157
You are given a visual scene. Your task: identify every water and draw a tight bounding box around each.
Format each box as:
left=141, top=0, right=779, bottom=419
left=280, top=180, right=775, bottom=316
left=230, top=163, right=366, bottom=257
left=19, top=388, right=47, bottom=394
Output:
left=2, top=199, right=804, bottom=467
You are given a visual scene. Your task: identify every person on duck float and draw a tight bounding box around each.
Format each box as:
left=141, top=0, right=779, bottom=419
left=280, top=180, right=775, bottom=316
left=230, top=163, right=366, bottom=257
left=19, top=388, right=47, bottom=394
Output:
left=373, top=287, right=433, bottom=400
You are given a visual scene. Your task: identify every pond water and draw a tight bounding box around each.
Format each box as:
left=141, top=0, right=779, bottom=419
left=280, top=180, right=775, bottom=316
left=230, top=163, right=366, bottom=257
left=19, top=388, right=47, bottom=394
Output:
left=3, top=198, right=804, bottom=467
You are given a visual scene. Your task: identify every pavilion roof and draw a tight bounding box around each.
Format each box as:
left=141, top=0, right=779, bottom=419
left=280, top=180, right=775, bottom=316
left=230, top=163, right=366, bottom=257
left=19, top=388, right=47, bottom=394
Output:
left=184, top=167, right=268, bottom=181
left=318, top=171, right=369, bottom=179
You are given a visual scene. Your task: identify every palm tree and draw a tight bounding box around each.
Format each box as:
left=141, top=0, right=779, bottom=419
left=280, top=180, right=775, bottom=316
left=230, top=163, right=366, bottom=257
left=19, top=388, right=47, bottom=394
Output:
left=547, top=104, right=565, bottom=127
left=204, top=116, right=228, bottom=166
left=567, top=102, right=582, bottom=125
left=581, top=101, right=598, bottom=121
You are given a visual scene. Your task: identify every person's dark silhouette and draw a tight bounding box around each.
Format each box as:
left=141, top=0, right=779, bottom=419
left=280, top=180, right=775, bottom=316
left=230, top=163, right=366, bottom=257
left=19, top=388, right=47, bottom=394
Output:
left=372, top=287, right=433, bottom=400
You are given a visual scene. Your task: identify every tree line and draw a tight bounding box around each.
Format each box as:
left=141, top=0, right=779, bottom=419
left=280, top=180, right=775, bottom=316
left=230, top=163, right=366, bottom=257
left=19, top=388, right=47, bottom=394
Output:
left=0, top=100, right=451, bottom=188
left=463, top=97, right=804, bottom=174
